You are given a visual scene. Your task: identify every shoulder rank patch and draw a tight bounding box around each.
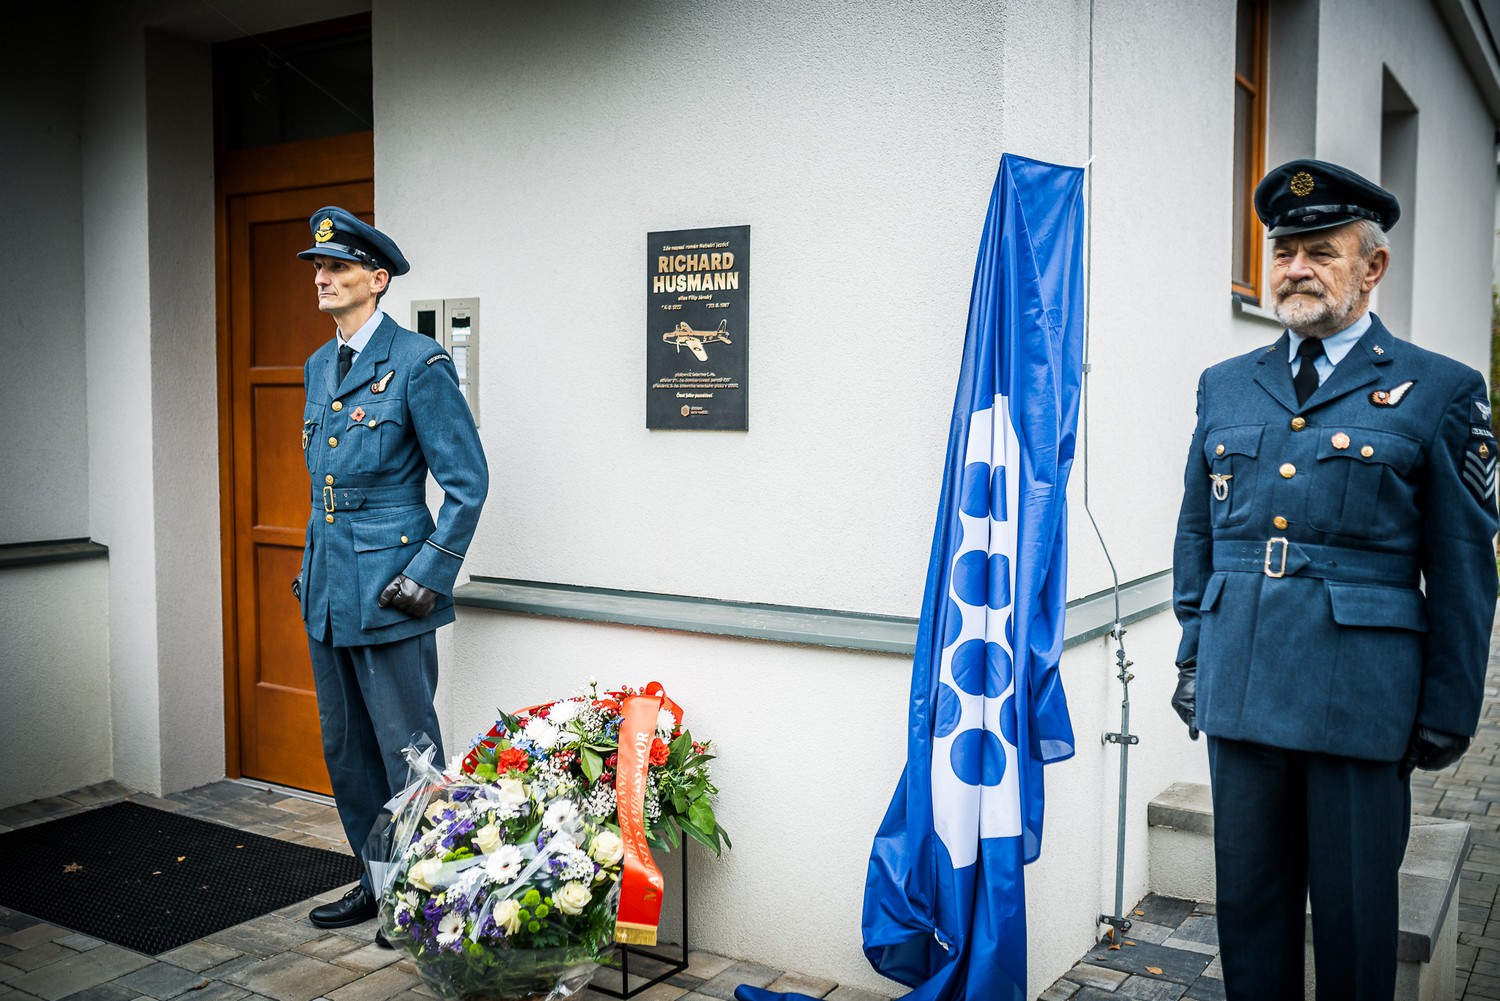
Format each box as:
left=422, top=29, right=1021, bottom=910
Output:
left=1370, top=381, right=1415, bottom=407
left=426, top=353, right=451, bottom=366
left=1473, top=399, right=1493, bottom=425
left=1464, top=441, right=1497, bottom=502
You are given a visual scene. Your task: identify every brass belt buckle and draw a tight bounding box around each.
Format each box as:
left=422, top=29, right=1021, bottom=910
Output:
left=1264, top=537, right=1289, bottom=578
left=322, top=485, right=335, bottom=513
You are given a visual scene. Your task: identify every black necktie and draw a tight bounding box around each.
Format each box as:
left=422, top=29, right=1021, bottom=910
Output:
left=1293, top=338, right=1324, bottom=406
left=337, top=344, right=354, bottom=384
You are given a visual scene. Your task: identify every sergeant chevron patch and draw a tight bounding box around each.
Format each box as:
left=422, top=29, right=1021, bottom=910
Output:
left=1463, top=448, right=1497, bottom=502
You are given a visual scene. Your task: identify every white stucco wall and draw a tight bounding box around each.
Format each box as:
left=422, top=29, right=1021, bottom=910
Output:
left=376, top=0, right=1212, bottom=992
left=0, top=560, right=111, bottom=808
left=0, top=6, right=90, bottom=543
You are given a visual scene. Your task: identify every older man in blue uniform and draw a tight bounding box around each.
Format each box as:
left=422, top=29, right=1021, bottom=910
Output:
left=1172, top=161, right=1497, bottom=998
left=290, top=208, right=488, bottom=934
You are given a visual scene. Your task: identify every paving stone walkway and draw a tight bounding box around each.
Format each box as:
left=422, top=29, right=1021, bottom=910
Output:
left=0, top=781, right=893, bottom=1001
left=1041, top=611, right=1500, bottom=1000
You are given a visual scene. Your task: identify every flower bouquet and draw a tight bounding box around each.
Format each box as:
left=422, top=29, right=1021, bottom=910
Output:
left=376, top=681, right=726, bottom=1001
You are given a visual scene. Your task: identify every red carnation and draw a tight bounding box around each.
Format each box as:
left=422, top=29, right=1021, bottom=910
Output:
left=496, top=748, right=530, bottom=774
left=649, top=738, right=670, bottom=766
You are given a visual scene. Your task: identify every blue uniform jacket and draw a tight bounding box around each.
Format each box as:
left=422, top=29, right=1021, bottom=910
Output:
left=299, top=314, right=489, bottom=647
left=1173, top=315, right=1497, bottom=760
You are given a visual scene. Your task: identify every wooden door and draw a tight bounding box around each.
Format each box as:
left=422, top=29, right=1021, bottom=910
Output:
left=218, top=133, right=373, bottom=792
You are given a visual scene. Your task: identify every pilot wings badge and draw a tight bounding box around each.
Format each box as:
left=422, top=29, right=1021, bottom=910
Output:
left=1370, top=380, right=1415, bottom=407
left=1210, top=473, right=1233, bottom=502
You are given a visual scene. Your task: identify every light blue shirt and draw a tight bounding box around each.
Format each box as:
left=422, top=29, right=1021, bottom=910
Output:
left=1287, top=311, right=1372, bottom=386
left=336, top=308, right=386, bottom=360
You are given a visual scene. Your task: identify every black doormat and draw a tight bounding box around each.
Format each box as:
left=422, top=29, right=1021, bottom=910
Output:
left=0, top=800, right=363, bottom=955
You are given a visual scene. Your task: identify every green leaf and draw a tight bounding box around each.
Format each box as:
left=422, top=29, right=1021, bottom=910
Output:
left=688, top=797, right=717, bottom=836
left=580, top=747, right=603, bottom=784
left=668, top=732, right=692, bottom=769
left=676, top=817, right=720, bottom=852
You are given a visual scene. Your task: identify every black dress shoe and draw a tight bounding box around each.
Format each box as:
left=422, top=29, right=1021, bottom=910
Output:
left=309, top=886, right=377, bottom=928
left=375, top=928, right=392, bottom=949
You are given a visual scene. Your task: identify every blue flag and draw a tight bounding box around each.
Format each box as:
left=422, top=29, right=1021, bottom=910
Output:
left=861, top=154, right=1083, bottom=1001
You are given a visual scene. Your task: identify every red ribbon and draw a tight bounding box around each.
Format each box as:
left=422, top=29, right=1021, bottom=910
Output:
left=614, top=690, right=667, bottom=944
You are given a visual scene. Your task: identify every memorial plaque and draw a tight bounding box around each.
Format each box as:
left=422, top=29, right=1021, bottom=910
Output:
left=646, top=225, right=749, bottom=430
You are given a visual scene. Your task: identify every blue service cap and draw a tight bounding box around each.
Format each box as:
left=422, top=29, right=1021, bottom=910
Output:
left=296, top=206, right=410, bottom=276
left=1254, top=159, right=1400, bottom=238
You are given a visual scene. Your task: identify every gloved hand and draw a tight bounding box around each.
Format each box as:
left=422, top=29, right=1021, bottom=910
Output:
left=379, top=574, right=439, bottom=617
left=1171, top=662, right=1199, bottom=741
left=1399, top=726, right=1470, bottom=780
left=291, top=576, right=302, bottom=600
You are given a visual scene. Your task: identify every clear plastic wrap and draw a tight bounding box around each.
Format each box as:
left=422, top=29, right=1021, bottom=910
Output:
left=375, top=745, right=622, bottom=1001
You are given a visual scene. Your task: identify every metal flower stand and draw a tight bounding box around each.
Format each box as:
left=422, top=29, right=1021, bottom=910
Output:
left=592, top=848, right=690, bottom=999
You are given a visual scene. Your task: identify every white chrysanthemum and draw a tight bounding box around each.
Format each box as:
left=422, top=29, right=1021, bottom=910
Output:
left=524, top=716, right=562, bottom=749
left=543, top=799, right=580, bottom=832
left=548, top=699, right=583, bottom=725
left=436, top=911, right=465, bottom=946
left=483, top=844, right=524, bottom=885
left=451, top=865, right=485, bottom=902
left=656, top=708, right=677, bottom=737
left=558, top=847, right=596, bottom=882
left=444, top=753, right=468, bottom=778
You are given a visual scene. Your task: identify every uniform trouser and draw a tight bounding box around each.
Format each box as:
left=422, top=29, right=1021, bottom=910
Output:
left=307, top=629, right=445, bottom=891
left=1208, top=736, right=1410, bottom=1001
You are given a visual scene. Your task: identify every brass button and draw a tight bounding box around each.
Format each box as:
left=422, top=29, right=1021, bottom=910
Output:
left=325, top=514, right=335, bottom=523
left=368, top=419, right=377, bottom=428
left=325, top=474, right=334, bottom=485
left=1290, top=417, right=1306, bottom=431
left=1215, top=444, right=1225, bottom=456
left=401, top=535, right=409, bottom=544
left=1279, top=463, right=1296, bottom=478
left=1331, top=432, right=1350, bottom=449
left=1360, top=445, right=1374, bottom=458
left=1273, top=516, right=1288, bottom=530
left=331, top=401, right=343, bottom=412
left=329, top=436, right=338, bottom=447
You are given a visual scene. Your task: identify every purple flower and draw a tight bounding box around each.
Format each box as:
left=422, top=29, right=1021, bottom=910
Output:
left=441, top=817, right=475, bottom=849
left=451, top=786, right=476, bottom=802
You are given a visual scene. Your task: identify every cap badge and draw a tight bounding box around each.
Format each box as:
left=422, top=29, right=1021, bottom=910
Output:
left=1290, top=171, right=1315, bottom=197
left=315, top=217, right=335, bottom=243
left=1370, top=380, right=1415, bottom=407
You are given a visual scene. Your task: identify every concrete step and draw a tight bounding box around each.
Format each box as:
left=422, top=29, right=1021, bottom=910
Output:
left=1147, top=781, right=1467, bottom=1001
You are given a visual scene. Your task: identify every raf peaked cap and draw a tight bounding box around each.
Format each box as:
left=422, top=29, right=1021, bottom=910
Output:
left=1254, top=159, right=1401, bottom=238
left=297, top=206, right=410, bottom=276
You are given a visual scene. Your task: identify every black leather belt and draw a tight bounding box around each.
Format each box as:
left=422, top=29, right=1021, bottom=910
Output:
left=1213, top=538, right=1419, bottom=587
left=313, top=483, right=426, bottom=513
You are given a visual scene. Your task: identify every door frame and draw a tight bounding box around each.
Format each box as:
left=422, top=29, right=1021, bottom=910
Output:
left=215, top=130, right=374, bottom=780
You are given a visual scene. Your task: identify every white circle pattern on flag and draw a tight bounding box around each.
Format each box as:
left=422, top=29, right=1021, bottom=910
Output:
left=931, top=395, right=1023, bottom=869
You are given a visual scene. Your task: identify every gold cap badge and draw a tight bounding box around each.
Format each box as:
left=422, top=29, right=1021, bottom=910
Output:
left=1289, top=171, right=1315, bottom=197
left=314, top=217, right=334, bottom=243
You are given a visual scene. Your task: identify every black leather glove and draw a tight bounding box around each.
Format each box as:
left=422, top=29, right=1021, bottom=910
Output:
left=379, top=574, right=439, bottom=617
left=291, top=576, right=302, bottom=600
left=1171, top=662, right=1199, bottom=741
left=1399, top=726, right=1470, bottom=780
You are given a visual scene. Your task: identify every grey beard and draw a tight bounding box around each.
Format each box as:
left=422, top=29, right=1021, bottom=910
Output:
left=1273, top=281, right=1362, bottom=337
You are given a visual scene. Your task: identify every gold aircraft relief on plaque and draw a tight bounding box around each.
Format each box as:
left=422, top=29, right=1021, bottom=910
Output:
left=662, top=319, right=732, bottom=362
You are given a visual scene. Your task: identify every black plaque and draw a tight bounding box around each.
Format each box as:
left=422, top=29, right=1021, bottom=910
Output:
left=647, top=225, right=749, bottom=430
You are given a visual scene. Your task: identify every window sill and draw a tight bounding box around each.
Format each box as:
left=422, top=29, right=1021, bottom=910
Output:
left=0, top=538, right=109, bottom=570
left=452, top=570, right=1173, bottom=657
left=1232, top=293, right=1283, bottom=327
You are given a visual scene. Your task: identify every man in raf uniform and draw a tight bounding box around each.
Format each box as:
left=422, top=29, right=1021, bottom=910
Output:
left=292, top=208, right=488, bottom=936
left=1172, top=161, right=1498, bottom=998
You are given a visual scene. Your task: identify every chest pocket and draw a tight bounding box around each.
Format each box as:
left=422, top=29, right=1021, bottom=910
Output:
left=1203, top=424, right=1263, bottom=528
left=302, top=403, right=321, bottom=472
left=1306, top=426, right=1421, bottom=539
left=341, top=398, right=406, bottom=473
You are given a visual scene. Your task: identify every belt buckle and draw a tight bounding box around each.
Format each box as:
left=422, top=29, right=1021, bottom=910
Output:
left=322, top=485, right=335, bottom=513
left=1264, top=537, right=1289, bottom=578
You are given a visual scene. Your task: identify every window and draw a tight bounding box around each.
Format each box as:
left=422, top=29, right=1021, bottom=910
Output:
left=1231, top=0, right=1269, bottom=301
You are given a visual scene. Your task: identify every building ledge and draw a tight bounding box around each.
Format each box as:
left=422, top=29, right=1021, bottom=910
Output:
left=453, top=569, right=1173, bottom=656
left=0, top=538, right=109, bottom=570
